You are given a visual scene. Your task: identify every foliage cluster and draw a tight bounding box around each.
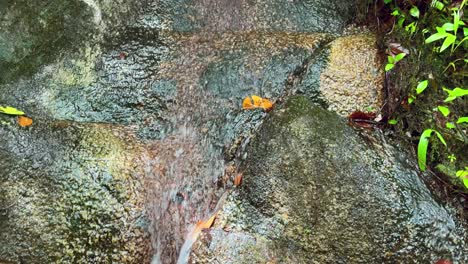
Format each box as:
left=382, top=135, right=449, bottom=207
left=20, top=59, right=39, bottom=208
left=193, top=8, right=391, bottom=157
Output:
left=383, top=0, right=467, bottom=190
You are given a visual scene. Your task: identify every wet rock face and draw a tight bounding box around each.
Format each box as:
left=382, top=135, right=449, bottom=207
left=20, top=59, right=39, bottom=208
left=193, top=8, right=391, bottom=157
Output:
left=0, top=118, right=150, bottom=263
left=0, top=0, right=94, bottom=83
left=3, top=0, right=460, bottom=263
left=319, top=33, right=384, bottom=115
left=0, top=0, right=146, bottom=84
left=189, top=96, right=467, bottom=263
left=148, top=0, right=354, bottom=33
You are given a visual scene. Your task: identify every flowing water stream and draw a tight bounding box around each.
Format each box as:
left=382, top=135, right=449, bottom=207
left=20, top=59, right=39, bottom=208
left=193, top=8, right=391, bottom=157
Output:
left=2, top=1, right=465, bottom=263
left=123, top=3, right=346, bottom=261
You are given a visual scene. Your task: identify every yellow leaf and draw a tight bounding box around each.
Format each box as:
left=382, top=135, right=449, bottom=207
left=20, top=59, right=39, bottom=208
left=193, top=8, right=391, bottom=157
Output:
left=242, top=97, right=255, bottom=109
left=199, top=213, right=217, bottom=230
left=260, top=99, right=274, bottom=111
left=251, top=95, right=263, bottom=107
left=0, top=106, right=25, bottom=116
left=242, top=95, right=274, bottom=111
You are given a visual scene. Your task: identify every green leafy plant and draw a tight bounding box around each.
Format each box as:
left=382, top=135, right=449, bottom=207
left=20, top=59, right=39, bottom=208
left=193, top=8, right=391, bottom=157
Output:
left=416, top=79, right=428, bottom=94
left=431, top=0, right=445, bottom=11
left=456, top=167, right=468, bottom=189
left=388, top=119, right=398, bottom=125
left=437, top=105, right=450, bottom=116
left=443, top=87, right=468, bottom=101
left=384, top=0, right=467, bottom=191
left=457, top=116, right=468, bottom=124
left=425, top=8, right=467, bottom=53
left=409, top=6, right=420, bottom=18
left=0, top=106, right=25, bottom=116
left=408, top=80, right=428, bottom=104
left=385, top=53, right=406, bottom=72
left=418, top=129, right=447, bottom=171
left=446, top=122, right=455, bottom=129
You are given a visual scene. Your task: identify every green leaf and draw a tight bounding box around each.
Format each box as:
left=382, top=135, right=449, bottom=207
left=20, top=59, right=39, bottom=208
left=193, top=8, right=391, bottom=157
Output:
left=416, top=80, right=428, bottom=94
left=417, top=129, right=446, bottom=172
left=462, top=178, right=468, bottom=189
left=448, top=154, right=456, bottom=162
left=410, top=6, right=420, bottom=18
left=388, top=119, right=398, bottom=125
left=418, top=129, right=433, bottom=171
left=450, top=88, right=468, bottom=96
left=384, top=0, right=392, bottom=4
left=408, top=96, right=415, bottom=104
left=0, top=106, right=25, bottom=116
left=446, top=122, right=455, bottom=129
left=425, top=32, right=447, bottom=43
left=444, top=87, right=468, bottom=101
left=397, top=17, right=405, bottom=27
left=436, top=26, right=446, bottom=34
left=456, top=117, right=468, bottom=124
left=456, top=169, right=468, bottom=189
left=442, top=23, right=454, bottom=31
left=391, top=10, right=400, bottom=16
left=385, top=63, right=395, bottom=72
left=454, top=36, right=468, bottom=51
left=434, top=131, right=447, bottom=146
left=456, top=170, right=467, bottom=178
left=387, top=56, right=395, bottom=64
left=464, top=27, right=468, bottom=36
left=405, top=22, right=417, bottom=34
left=432, top=0, right=444, bottom=10
left=440, top=33, right=456, bottom=52
left=394, top=53, right=406, bottom=62
left=453, top=10, right=460, bottom=34
left=437, top=105, right=450, bottom=117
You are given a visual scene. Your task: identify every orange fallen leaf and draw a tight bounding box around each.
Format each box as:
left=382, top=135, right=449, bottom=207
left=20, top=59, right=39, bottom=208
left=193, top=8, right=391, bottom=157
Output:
left=17, top=116, right=33, bottom=127
left=196, top=213, right=217, bottom=230
left=261, top=99, right=273, bottom=111
left=234, top=173, right=242, bottom=186
left=188, top=212, right=217, bottom=241
left=242, top=95, right=259, bottom=109
left=242, top=95, right=274, bottom=111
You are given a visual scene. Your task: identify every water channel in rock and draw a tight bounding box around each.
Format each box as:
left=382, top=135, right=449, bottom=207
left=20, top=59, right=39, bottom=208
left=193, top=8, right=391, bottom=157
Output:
left=0, top=1, right=466, bottom=264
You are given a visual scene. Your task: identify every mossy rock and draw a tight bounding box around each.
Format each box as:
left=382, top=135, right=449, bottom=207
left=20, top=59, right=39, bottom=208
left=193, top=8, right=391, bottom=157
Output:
left=190, top=96, right=467, bottom=263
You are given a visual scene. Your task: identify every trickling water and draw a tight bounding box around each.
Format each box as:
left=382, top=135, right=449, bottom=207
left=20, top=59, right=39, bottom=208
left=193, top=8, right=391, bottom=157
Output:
left=139, top=31, right=328, bottom=263
left=1, top=0, right=466, bottom=263
left=0, top=0, right=355, bottom=262
left=144, top=123, right=226, bottom=263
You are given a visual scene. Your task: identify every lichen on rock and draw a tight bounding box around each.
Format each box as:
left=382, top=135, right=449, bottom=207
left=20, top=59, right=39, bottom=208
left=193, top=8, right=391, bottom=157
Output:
left=320, top=33, right=384, bottom=116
